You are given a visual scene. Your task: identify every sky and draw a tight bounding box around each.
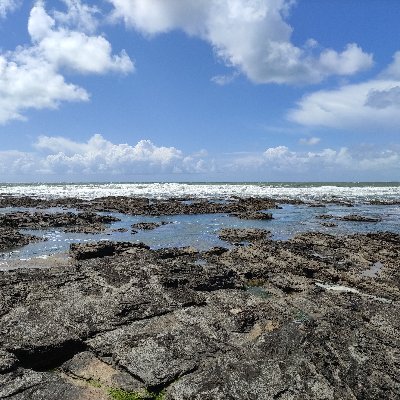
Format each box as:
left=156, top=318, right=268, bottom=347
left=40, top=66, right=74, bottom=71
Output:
left=0, top=0, right=399, bottom=182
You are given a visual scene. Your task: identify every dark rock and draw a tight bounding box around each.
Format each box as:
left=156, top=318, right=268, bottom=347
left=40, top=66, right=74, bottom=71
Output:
left=156, top=246, right=199, bottom=259
left=231, top=211, right=273, bottom=220
left=0, top=230, right=399, bottom=399
left=69, top=241, right=149, bottom=260
left=131, top=221, right=170, bottom=231
left=218, top=228, right=270, bottom=243
left=320, top=222, right=337, bottom=227
left=0, top=228, right=42, bottom=251
left=340, top=214, right=382, bottom=222
left=0, top=211, right=119, bottom=233
left=317, top=214, right=382, bottom=223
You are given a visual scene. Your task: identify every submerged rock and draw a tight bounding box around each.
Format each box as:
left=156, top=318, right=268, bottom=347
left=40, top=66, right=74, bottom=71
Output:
left=0, top=227, right=42, bottom=251
left=231, top=211, right=273, bottom=220
left=317, top=214, right=382, bottom=223
left=218, top=228, right=270, bottom=243
left=131, top=221, right=170, bottom=231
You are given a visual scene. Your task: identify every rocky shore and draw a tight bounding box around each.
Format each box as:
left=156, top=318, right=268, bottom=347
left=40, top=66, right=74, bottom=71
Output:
left=0, top=196, right=399, bottom=399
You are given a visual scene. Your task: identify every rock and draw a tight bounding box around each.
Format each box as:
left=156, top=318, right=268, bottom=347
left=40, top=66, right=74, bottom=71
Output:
left=0, top=350, right=18, bottom=373
left=69, top=241, right=149, bottom=260
left=0, top=230, right=399, bottom=399
left=0, top=369, right=96, bottom=400
left=61, top=351, right=143, bottom=392
left=0, top=211, right=119, bottom=234
left=156, top=246, right=199, bottom=259
left=320, top=222, right=337, bottom=227
left=231, top=211, right=273, bottom=220
left=317, top=214, right=382, bottom=223
left=340, top=214, right=382, bottom=222
left=205, top=246, right=229, bottom=256
left=0, top=228, right=42, bottom=251
left=131, top=221, right=170, bottom=231
left=218, top=228, right=270, bottom=243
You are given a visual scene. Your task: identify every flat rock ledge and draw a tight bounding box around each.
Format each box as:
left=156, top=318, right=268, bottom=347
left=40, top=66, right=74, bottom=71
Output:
left=0, top=231, right=399, bottom=399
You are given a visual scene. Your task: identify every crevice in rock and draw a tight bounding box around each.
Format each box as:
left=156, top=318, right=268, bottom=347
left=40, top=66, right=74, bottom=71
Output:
left=12, top=340, right=87, bottom=371
left=147, top=365, right=199, bottom=394
left=1, top=382, right=44, bottom=399
left=273, top=387, right=290, bottom=399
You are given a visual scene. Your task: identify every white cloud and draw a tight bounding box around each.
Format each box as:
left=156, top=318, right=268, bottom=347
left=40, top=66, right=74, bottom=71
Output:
left=29, top=1, right=133, bottom=74
left=53, top=0, right=100, bottom=33
left=381, top=51, right=400, bottom=80
left=288, top=78, right=400, bottom=130
left=0, top=53, right=89, bottom=123
left=0, top=0, right=133, bottom=124
left=1, top=135, right=398, bottom=180
left=211, top=72, right=239, bottom=86
left=231, top=145, right=400, bottom=179
left=0, top=0, right=19, bottom=18
left=365, top=86, right=400, bottom=109
left=1, top=134, right=209, bottom=177
left=299, top=137, right=320, bottom=145
left=288, top=50, right=400, bottom=131
left=109, top=0, right=372, bottom=84
left=318, top=43, right=372, bottom=76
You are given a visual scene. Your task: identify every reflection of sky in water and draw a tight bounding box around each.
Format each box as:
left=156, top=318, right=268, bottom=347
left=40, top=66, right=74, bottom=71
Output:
left=0, top=203, right=399, bottom=261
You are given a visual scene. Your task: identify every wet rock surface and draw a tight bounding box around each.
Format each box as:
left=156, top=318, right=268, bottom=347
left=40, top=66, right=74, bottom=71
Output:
left=0, top=230, right=399, bottom=399
left=317, top=214, right=382, bottom=223
left=131, top=221, right=170, bottom=232
left=218, top=227, right=270, bottom=243
left=0, top=228, right=42, bottom=251
left=231, top=211, right=273, bottom=220
left=0, top=195, right=278, bottom=217
left=0, top=211, right=119, bottom=233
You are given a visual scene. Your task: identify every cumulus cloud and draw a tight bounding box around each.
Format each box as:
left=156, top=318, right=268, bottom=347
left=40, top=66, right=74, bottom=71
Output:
left=0, top=53, right=89, bottom=123
left=108, top=0, right=372, bottom=85
left=53, top=0, right=100, bottom=33
left=28, top=1, right=133, bottom=74
left=0, top=0, right=19, bottom=18
left=0, top=0, right=133, bottom=124
left=231, top=145, right=400, bottom=179
left=1, top=134, right=210, bottom=177
left=1, top=135, right=398, bottom=180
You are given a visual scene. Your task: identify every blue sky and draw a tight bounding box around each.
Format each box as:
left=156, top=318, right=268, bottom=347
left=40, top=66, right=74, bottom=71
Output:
left=0, top=0, right=399, bottom=182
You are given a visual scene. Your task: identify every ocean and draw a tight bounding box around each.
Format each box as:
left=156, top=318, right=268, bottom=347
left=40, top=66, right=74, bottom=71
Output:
left=0, top=182, right=399, bottom=202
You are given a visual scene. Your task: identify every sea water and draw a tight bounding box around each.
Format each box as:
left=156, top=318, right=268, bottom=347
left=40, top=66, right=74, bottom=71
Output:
left=0, top=183, right=399, bottom=267
left=0, top=182, right=399, bottom=202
